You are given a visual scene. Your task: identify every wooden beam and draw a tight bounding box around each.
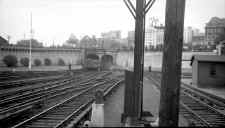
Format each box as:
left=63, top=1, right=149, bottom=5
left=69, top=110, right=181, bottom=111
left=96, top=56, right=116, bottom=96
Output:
left=145, top=0, right=153, bottom=10
left=123, top=0, right=136, bottom=19
left=127, top=0, right=136, bottom=14
left=145, top=0, right=155, bottom=14
left=159, top=0, right=186, bottom=126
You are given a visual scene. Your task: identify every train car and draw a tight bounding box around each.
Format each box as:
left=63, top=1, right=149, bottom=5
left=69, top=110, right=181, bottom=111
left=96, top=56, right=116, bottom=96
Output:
left=83, top=58, right=100, bottom=70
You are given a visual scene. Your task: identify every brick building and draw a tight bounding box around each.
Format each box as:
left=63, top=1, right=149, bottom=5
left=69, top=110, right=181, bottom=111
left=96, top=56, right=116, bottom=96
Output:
left=205, top=17, right=225, bottom=46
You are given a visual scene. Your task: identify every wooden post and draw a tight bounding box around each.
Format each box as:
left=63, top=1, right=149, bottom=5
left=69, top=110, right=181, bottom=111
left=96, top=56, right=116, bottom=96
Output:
left=123, top=0, right=156, bottom=124
left=140, top=0, right=146, bottom=119
left=132, top=0, right=145, bottom=120
left=159, top=0, right=185, bottom=126
left=123, top=70, right=135, bottom=121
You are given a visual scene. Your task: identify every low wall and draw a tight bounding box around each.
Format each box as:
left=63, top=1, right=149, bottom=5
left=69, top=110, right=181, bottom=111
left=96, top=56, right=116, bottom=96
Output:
left=0, top=46, right=82, bottom=67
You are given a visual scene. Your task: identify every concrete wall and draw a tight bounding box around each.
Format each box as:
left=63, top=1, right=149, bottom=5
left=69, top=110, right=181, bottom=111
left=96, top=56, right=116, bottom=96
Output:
left=116, top=51, right=133, bottom=67
left=0, top=47, right=119, bottom=68
left=0, top=47, right=82, bottom=67
left=198, top=62, right=225, bottom=87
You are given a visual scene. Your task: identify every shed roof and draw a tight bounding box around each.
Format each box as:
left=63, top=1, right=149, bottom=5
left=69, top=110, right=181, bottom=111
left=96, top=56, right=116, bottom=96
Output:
left=190, top=55, right=225, bottom=66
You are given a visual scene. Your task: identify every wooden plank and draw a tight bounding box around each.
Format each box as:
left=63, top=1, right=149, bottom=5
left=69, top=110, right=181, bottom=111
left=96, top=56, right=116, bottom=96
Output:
left=159, top=0, right=186, bottom=126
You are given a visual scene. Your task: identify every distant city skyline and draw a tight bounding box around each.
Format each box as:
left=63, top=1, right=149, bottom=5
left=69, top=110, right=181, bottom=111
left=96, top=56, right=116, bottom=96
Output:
left=0, top=0, right=224, bottom=46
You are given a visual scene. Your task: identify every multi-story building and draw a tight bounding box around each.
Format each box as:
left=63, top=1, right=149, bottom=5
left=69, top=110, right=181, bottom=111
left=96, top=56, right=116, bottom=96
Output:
left=192, top=28, right=200, bottom=36
left=128, top=25, right=164, bottom=48
left=183, top=27, right=193, bottom=44
left=127, top=31, right=135, bottom=48
left=101, top=30, right=121, bottom=40
left=128, top=26, right=205, bottom=48
left=192, top=33, right=205, bottom=46
left=128, top=27, right=157, bottom=48
left=145, top=26, right=157, bottom=47
left=205, top=17, right=225, bottom=46
left=155, top=25, right=165, bottom=46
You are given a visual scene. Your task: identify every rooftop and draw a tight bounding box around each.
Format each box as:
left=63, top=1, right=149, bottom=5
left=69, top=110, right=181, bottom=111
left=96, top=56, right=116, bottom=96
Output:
left=206, top=17, right=225, bottom=27
left=0, top=36, right=8, bottom=45
left=190, top=55, right=225, bottom=65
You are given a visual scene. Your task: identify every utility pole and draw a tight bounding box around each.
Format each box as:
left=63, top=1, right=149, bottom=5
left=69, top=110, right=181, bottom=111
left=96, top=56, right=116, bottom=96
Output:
left=133, top=0, right=145, bottom=119
left=29, top=12, right=33, bottom=70
left=123, top=0, right=156, bottom=124
left=159, top=0, right=186, bottom=126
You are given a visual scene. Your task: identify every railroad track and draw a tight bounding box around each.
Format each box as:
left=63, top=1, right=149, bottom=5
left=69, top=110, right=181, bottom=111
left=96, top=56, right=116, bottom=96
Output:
left=0, top=71, right=113, bottom=127
left=0, top=77, right=73, bottom=114
left=0, top=71, right=105, bottom=115
left=12, top=76, right=123, bottom=128
left=0, top=70, right=92, bottom=98
left=147, top=72, right=225, bottom=110
left=0, top=73, right=69, bottom=90
left=0, top=71, right=68, bottom=82
left=0, top=75, right=71, bottom=99
left=145, top=72, right=225, bottom=126
left=182, top=83, right=225, bottom=111
left=180, top=92, right=225, bottom=126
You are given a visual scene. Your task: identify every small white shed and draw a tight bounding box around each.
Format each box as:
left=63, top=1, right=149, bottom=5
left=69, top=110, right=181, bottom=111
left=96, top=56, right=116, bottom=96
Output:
left=190, top=55, right=225, bottom=88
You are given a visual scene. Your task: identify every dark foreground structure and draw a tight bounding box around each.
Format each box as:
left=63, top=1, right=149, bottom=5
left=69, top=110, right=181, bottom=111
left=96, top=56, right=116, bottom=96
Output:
left=123, top=0, right=186, bottom=127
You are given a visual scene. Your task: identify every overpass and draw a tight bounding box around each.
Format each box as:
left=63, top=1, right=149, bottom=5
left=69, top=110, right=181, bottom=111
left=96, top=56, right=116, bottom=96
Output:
left=0, top=45, right=119, bottom=68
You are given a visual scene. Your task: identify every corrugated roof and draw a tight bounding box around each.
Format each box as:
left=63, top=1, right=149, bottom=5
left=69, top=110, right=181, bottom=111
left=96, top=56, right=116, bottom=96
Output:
left=190, top=55, right=225, bottom=66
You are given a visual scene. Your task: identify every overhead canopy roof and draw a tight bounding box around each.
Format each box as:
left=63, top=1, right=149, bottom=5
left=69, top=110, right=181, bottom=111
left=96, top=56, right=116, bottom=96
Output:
left=190, top=55, right=225, bottom=66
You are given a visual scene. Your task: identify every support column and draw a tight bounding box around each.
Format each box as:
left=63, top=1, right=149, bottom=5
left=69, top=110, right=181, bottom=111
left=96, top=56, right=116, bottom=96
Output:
left=133, top=0, right=145, bottom=120
left=159, top=0, right=186, bottom=126
left=123, top=0, right=156, bottom=124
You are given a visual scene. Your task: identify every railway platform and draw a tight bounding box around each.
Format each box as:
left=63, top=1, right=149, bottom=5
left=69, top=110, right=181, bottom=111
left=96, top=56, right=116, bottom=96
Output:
left=102, top=72, right=189, bottom=127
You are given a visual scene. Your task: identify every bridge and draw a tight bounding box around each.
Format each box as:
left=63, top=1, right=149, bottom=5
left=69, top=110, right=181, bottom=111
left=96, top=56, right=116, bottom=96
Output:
left=83, top=48, right=119, bottom=69
left=0, top=45, right=119, bottom=68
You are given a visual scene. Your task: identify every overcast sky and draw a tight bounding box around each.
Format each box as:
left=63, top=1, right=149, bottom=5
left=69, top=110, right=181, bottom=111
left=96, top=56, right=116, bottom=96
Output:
left=0, top=0, right=224, bottom=46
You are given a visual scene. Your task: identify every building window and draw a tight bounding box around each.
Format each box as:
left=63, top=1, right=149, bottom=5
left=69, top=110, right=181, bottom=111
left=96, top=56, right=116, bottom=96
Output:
left=210, top=64, right=216, bottom=77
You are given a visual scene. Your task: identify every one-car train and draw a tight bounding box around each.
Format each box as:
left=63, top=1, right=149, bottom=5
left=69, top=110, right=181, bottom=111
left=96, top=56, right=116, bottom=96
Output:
left=83, top=58, right=100, bottom=70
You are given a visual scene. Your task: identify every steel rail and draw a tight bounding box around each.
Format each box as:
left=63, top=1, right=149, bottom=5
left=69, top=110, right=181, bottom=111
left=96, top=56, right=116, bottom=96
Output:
left=145, top=72, right=225, bottom=126
left=12, top=79, right=119, bottom=128
left=148, top=72, right=225, bottom=110
left=0, top=72, right=103, bottom=123
left=0, top=72, right=106, bottom=115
